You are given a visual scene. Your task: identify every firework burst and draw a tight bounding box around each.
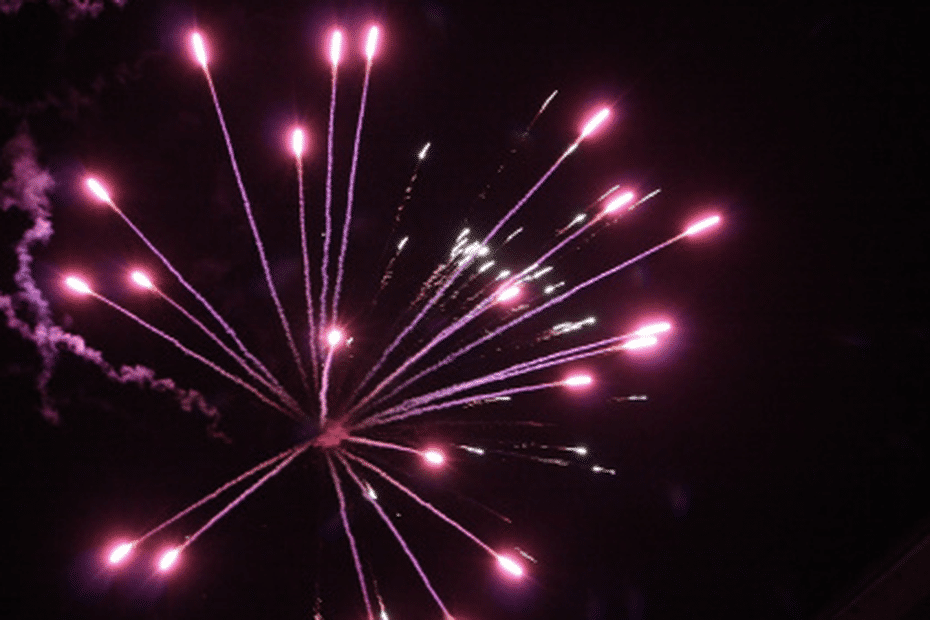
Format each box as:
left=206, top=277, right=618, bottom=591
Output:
left=11, top=20, right=720, bottom=620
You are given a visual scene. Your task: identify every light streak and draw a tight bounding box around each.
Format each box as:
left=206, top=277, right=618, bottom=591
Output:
left=684, top=214, right=721, bottom=236
left=190, top=32, right=208, bottom=67
left=496, top=554, right=524, bottom=578
left=107, top=541, right=133, bottom=565
left=157, top=547, right=181, bottom=572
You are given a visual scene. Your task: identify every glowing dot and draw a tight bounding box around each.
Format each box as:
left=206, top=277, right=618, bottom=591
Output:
left=130, top=270, right=154, bottom=290
left=580, top=107, right=610, bottom=139
left=157, top=547, right=181, bottom=572
left=326, top=328, right=344, bottom=347
left=423, top=449, right=444, bottom=467
left=191, top=32, right=208, bottom=68
left=291, top=128, right=306, bottom=157
left=683, top=214, right=721, bottom=237
left=329, top=30, right=343, bottom=66
left=634, top=321, right=671, bottom=337
left=621, top=335, right=659, bottom=350
left=603, top=190, right=635, bottom=214
left=496, top=554, right=524, bottom=578
left=85, top=177, right=112, bottom=203
left=364, top=25, right=380, bottom=61
left=107, top=541, right=134, bottom=565
left=65, top=276, right=92, bottom=295
left=417, top=142, right=431, bottom=160
left=497, top=285, right=521, bottom=304
left=563, top=374, right=593, bottom=388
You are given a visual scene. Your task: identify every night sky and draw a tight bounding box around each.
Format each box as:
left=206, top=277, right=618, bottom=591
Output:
left=2, top=2, right=927, bottom=619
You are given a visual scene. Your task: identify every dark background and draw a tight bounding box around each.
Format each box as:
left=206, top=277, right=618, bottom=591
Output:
left=2, top=2, right=927, bottom=619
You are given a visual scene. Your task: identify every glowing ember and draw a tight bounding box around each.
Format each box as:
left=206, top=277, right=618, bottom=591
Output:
left=157, top=547, right=181, bottom=572
left=107, top=541, right=133, bottom=565
left=130, top=270, right=154, bottom=290
left=563, top=374, right=594, bottom=387
left=496, top=554, right=524, bottom=578
left=291, top=128, right=306, bottom=157
left=190, top=32, right=208, bottom=68
left=684, top=214, right=721, bottom=236
left=635, top=321, right=672, bottom=337
left=580, top=107, right=610, bottom=139
left=423, top=449, right=445, bottom=466
left=85, top=177, right=112, bottom=203
left=64, top=276, right=91, bottom=295
left=326, top=328, right=344, bottom=347
left=364, top=26, right=380, bottom=61
left=603, top=190, right=635, bottom=214
left=621, top=335, right=659, bottom=350
left=329, top=30, right=343, bottom=66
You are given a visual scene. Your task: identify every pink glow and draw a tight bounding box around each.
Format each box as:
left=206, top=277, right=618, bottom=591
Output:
left=130, top=270, right=154, bottom=290
left=291, top=128, right=306, bottom=157
left=329, top=30, right=343, bottom=66
left=85, top=177, right=112, bottom=204
left=107, top=541, right=134, bottom=565
left=580, top=107, right=610, bottom=139
left=326, top=328, right=344, bottom=348
left=621, top=335, right=659, bottom=350
left=683, top=214, right=721, bottom=237
left=157, top=547, right=181, bottom=572
left=190, top=32, right=208, bottom=68
left=423, top=448, right=445, bottom=467
left=64, top=276, right=92, bottom=295
left=496, top=554, right=524, bottom=579
left=563, top=374, right=594, bottom=388
left=603, top=190, right=635, bottom=214
left=634, top=321, right=671, bottom=337
left=364, top=25, right=380, bottom=61
left=497, top=284, right=521, bottom=304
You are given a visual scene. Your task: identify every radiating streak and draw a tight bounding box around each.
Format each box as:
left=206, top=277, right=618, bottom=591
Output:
left=367, top=234, right=686, bottom=409
left=193, top=39, right=311, bottom=394
left=344, top=435, right=423, bottom=456
left=84, top=180, right=289, bottom=403
left=295, top=137, right=321, bottom=389
left=319, top=31, right=340, bottom=338
left=180, top=445, right=308, bottom=548
left=326, top=454, right=375, bottom=620
left=331, top=26, right=378, bottom=326
left=342, top=451, right=499, bottom=558
left=319, top=340, right=337, bottom=423
left=348, top=111, right=607, bottom=412
left=132, top=443, right=309, bottom=545
left=336, top=453, right=454, bottom=619
left=134, top=274, right=302, bottom=415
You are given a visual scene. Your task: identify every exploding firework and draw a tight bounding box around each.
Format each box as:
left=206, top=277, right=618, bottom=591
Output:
left=4, top=18, right=721, bottom=620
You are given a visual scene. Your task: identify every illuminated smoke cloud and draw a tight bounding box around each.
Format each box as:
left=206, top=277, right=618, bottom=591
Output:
left=1, top=127, right=222, bottom=433
left=0, top=0, right=128, bottom=19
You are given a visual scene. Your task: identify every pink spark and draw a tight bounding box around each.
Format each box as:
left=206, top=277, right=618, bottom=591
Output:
left=326, top=328, right=344, bottom=348
left=634, top=321, right=671, bottom=337
left=621, top=335, right=659, bottom=350
left=64, top=276, right=92, bottom=295
left=291, top=128, right=306, bottom=157
left=497, top=284, right=521, bottom=304
left=85, top=177, right=112, bottom=204
left=683, top=214, right=721, bottom=237
left=157, top=547, right=181, bottom=572
left=563, top=374, right=593, bottom=388
left=130, top=270, right=154, bottom=290
left=579, top=107, right=610, bottom=139
left=107, top=541, right=134, bottom=565
left=364, top=25, right=380, bottom=61
left=329, top=29, right=343, bottom=66
left=423, top=448, right=445, bottom=467
left=603, top=190, right=635, bottom=214
left=496, top=554, right=524, bottom=579
left=190, top=32, right=208, bottom=68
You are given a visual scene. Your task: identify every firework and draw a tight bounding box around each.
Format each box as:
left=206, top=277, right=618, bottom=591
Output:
left=47, top=22, right=721, bottom=620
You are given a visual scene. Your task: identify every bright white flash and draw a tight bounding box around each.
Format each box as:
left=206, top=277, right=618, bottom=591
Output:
left=635, top=321, right=671, bottom=337
left=417, top=142, right=430, bottom=160
left=108, top=542, right=133, bottom=565
left=397, top=236, right=409, bottom=251
left=291, top=128, right=306, bottom=157
left=497, top=285, right=521, bottom=303
left=564, top=374, right=593, bottom=387
left=85, top=177, right=112, bottom=203
left=191, top=32, right=208, bottom=68
left=65, top=276, right=92, bottom=295
left=130, top=271, right=154, bottom=290
left=423, top=449, right=445, bottom=466
left=684, top=214, right=721, bottom=236
left=621, top=335, right=659, bottom=350
left=329, top=30, right=343, bottom=66
left=497, top=554, right=524, bottom=578
left=365, top=25, right=380, bottom=61
left=603, top=190, right=635, bottom=214
left=580, top=107, right=610, bottom=139
left=326, top=329, right=344, bottom=347
left=158, top=547, right=180, bottom=572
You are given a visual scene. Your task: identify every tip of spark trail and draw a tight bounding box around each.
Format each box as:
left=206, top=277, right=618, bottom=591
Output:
left=683, top=214, right=721, bottom=237
left=190, top=32, right=208, bottom=68
left=329, top=29, right=343, bottom=66
left=291, top=128, right=306, bottom=157
left=107, top=541, right=134, bottom=566
left=157, top=547, right=181, bottom=572
left=602, top=190, right=635, bottom=214
left=85, top=177, right=112, bottom=204
left=580, top=107, right=610, bottom=139
left=65, top=276, right=92, bottom=295
left=364, top=25, right=380, bottom=61
left=422, top=448, right=445, bottom=467
left=130, top=270, right=154, bottom=290
left=496, top=553, right=525, bottom=579
left=563, top=374, right=594, bottom=388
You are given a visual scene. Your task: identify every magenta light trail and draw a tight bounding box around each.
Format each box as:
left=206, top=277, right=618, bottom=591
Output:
left=293, top=128, right=322, bottom=389
left=319, top=29, right=342, bottom=335
left=189, top=31, right=311, bottom=394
